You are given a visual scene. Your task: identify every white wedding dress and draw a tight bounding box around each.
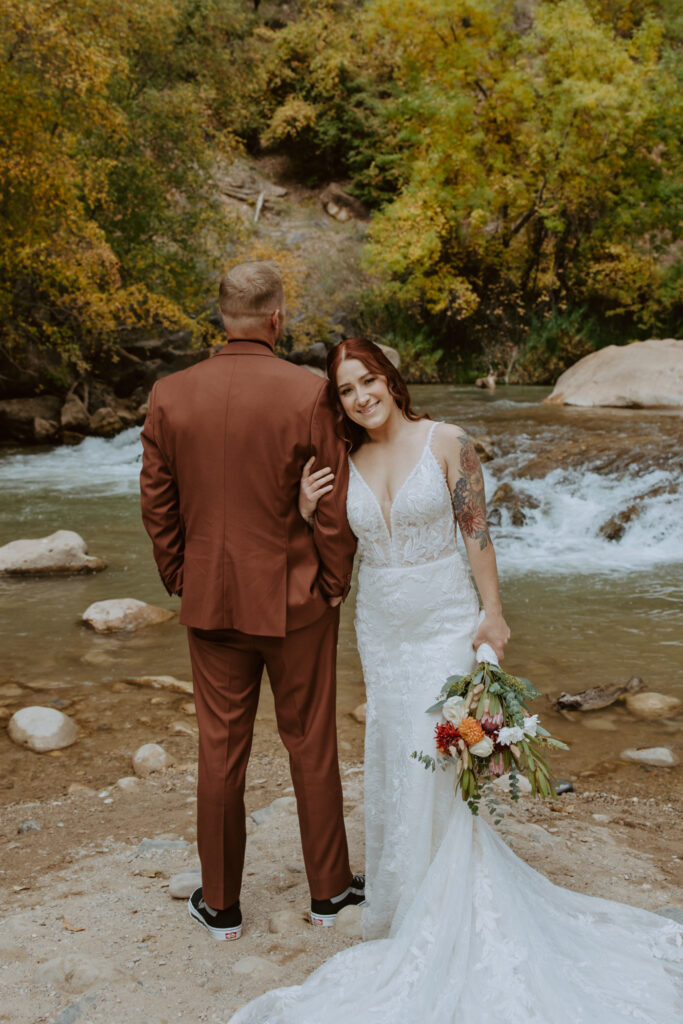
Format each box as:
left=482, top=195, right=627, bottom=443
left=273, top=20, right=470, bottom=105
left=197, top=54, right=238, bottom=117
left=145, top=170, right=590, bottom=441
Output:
left=228, top=422, right=682, bottom=1023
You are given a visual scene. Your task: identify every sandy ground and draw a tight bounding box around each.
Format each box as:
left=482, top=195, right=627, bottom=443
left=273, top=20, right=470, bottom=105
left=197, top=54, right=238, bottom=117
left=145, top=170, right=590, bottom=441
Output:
left=1, top=690, right=682, bottom=1024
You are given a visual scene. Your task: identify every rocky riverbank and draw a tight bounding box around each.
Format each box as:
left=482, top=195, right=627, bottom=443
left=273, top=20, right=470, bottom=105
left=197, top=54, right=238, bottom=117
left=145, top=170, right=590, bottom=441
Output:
left=1, top=737, right=681, bottom=1024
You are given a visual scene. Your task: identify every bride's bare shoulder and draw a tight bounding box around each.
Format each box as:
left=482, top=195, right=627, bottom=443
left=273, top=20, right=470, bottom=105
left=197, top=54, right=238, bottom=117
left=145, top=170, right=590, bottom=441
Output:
left=432, top=421, right=470, bottom=449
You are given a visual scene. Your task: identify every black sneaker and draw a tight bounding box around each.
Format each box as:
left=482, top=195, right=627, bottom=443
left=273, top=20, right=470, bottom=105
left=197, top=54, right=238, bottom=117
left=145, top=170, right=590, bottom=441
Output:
left=310, top=874, right=366, bottom=926
left=188, top=887, right=242, bottom=941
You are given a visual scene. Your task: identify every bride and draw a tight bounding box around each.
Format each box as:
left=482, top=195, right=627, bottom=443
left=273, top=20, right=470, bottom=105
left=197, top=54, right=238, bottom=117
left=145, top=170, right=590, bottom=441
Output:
left=228, top=338, right=682, bottom=1023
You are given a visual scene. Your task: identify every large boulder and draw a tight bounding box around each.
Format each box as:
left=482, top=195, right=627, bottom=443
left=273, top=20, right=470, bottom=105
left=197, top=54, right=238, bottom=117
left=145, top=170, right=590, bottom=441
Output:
left=8, top=706, right=78, bottom=752
left=82, top=598, right=175, bottom=632
left=0, top=395, right=62, bottom=443
left=60, top=394, right=90, bottom=432
left=33, top=417, right=60, bottom=443
left=88, top=406, right=123, bottom=437
left=546, top=338, right=683, bottom=408
left=0, top=530, right=106, bottom=575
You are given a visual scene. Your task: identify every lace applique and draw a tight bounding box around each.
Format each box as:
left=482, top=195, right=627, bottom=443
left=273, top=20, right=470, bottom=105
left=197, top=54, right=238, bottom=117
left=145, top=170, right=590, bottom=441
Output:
left=347, top=422, right=456, bottom=569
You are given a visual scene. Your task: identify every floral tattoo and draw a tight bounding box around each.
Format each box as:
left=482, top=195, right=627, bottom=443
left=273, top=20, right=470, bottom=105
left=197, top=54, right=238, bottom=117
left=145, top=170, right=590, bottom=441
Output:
left=452, top=436, right=490, bottom=550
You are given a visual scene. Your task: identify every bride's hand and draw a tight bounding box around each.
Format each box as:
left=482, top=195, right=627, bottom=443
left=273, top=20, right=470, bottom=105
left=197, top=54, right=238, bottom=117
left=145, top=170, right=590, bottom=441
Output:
left=299, top=457, right=335, bottom=525
left=473, top=612, right=510, bottom=662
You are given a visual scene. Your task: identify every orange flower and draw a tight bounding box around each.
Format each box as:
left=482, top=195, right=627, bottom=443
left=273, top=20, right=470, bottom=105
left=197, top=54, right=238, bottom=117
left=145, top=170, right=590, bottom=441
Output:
left=458, top=716, right=485, bottom=747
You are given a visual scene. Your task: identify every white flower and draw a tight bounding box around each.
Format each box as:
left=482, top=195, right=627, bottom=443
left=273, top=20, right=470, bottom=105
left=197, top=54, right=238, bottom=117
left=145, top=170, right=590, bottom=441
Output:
left=523, top=714, right=539, bottom=738
left=469, top=736, right=494, bottom=758
left=497, top=725, right=524, bottom=747
left=442, top=696, right=468, bottom=725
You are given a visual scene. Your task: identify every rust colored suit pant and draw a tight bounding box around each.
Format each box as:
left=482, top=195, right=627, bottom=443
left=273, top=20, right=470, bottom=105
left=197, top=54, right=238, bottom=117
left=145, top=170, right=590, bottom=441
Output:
left=187, top=606, right=352, bottom=909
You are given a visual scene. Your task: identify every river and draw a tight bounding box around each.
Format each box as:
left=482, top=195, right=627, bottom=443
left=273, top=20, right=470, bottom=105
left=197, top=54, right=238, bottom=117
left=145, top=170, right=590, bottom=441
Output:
left=1, top=385, right=681, bottom=781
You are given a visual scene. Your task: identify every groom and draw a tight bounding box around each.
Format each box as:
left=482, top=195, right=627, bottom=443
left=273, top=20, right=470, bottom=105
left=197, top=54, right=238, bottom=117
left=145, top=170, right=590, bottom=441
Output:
left=140, top=261, right=362, bottom=940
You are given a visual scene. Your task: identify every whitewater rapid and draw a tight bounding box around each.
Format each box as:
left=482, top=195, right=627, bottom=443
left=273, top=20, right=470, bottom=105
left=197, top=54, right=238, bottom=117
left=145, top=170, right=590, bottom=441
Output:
left=1, top=427, right=680, bottom=576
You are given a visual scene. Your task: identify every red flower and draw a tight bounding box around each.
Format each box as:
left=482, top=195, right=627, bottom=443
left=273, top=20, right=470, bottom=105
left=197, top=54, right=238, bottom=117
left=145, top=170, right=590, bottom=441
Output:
left=488, top=752, right=505, bottom=777
left=435, top=721, right=459, bottom=756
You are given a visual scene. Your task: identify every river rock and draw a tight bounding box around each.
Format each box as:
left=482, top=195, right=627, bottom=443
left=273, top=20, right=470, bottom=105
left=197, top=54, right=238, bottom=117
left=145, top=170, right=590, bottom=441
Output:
left=599, top=504, right=639, bottom=542
left=233, top=956, right=282, bottom=981
left=250, top=805, right=274, bottom=826
left=68, top=782, right=96, bottom=796
left=250, top=795, right=297, bottom=825
left=488, top=482, right=539, bottom=527
left=471, top=434, right=495, bottom=462
left=620, top=747, right=678, bottom=767
left=8, top=706, right=78, bottom=752
left=170, top=719, right=196, bottom=737
left=0, top=395, right=62, bottom=442
left=545, top=338, right=683, bottom=408
left=33, top=416, right=59, bottom=442
left=116, top=775, right=141, bottom=792
left=475, top=374, right=496, bottom=390
left=0, top=682, right=24, bottom=699
left=270, top=796, right=297, bottom=814
left=334, top=904, right=363, bottom=937
left=625, top=692, right=681, bottom=720
left=37, top=954, right=118, bottom=993
left=88, top=406, right=123, bottom=436
left=125, top=674, right=192, bottom=694
left=60, top=394, right=90, bottom=432
left=169, top=870, right=202, bottom=898
left=82, top=598, right=175, bottom=632
left=351, top=702, right=367, bottom=723
left=137, top=836, right=188, bottom=853
left=17, top=819, right=42, bottom=833
left=269, top=909, right=306, bottom=934
left=0, top=530, right=106, bottom=575
left=132, top=742, right=172, bottom=776
left=493, top=772, right=532, bottom=795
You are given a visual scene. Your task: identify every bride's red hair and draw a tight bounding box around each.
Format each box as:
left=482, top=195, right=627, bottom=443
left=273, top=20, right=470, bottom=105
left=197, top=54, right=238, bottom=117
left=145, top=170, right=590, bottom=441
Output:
left=326, top=338, right=427, bottom=451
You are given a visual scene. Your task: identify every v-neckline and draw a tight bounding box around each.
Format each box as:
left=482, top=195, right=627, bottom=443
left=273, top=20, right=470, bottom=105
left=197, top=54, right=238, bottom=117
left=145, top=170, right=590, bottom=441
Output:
left=349, top=423, right=437, bottom=539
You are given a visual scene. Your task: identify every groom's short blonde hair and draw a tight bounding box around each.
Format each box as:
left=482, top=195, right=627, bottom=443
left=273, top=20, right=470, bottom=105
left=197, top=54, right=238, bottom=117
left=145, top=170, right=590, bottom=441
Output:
left=218, top=261, right=284, bottom=321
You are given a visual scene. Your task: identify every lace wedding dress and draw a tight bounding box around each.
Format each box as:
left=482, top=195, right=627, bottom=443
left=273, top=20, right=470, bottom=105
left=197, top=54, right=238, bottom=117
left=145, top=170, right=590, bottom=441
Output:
left=228, top=422, right=682, bottom=1023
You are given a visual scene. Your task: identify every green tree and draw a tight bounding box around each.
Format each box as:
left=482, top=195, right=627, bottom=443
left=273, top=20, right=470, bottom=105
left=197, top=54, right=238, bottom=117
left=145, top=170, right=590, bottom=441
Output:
left=362, top=0, right=681, bottom=357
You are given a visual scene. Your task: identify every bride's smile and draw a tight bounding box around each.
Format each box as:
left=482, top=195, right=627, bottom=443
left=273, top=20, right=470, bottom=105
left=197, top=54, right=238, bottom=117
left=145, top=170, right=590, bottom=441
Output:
left=335, top=358, right=394, bottom=429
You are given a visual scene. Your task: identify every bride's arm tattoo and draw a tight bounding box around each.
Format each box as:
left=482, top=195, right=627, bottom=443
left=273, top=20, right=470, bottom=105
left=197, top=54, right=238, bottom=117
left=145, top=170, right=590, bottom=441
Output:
left=451, top=436, right=490, bottom=550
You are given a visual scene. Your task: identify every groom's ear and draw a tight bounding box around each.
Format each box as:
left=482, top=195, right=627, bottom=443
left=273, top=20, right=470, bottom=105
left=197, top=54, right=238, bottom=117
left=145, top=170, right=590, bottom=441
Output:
left=271, top=306, right=285, bottom=340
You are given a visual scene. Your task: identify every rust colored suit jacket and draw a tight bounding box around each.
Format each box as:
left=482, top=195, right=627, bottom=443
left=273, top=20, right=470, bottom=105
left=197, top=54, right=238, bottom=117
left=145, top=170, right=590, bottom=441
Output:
left=139, top=340, right=356, bottom=637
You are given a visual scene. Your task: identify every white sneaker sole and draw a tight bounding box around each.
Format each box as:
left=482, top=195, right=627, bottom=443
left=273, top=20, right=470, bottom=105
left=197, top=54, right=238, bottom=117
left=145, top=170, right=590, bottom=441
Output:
left=188, top=899, right=242, bottom=940
left=310, top=899, right=366, bottom=927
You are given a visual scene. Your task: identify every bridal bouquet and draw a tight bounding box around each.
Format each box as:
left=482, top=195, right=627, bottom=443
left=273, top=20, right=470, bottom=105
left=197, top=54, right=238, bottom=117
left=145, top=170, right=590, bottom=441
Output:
left=411, top=649, right=568, bottom=817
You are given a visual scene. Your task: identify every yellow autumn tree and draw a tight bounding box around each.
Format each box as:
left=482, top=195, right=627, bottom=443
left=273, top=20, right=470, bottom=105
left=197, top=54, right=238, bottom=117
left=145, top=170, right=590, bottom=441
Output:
left=0, top=0, right=255, bottom=382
